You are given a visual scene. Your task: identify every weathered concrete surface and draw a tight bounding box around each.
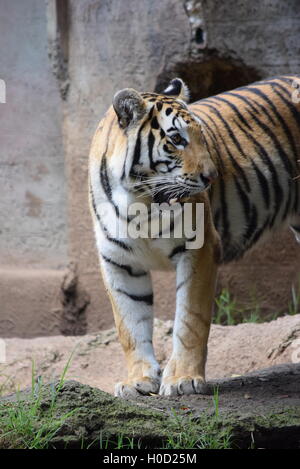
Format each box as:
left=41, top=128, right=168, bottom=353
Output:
left=0, top=268, right=66, bottom=338
left=62, top=0, right=300, bottom=331
left=0, top=0, right=67, bottom=268
left=0, top=264, right=89, bottom=338
left=1, top=364, right=300, bottom=449
left=0, top=1, right=69, bottom=335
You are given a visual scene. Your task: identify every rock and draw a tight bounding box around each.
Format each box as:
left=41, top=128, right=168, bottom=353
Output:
left=1, top=364, right=300, bottom=449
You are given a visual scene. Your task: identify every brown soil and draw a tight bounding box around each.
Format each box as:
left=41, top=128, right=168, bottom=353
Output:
left=1, top=314, right=300, bottom=396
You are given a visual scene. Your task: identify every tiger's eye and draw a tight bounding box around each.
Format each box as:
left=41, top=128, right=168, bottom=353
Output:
left=171, top=133, right=182, bottom=145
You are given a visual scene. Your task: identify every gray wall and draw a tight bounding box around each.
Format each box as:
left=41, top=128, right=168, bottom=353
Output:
left=0, top=0, right=67, bottom=268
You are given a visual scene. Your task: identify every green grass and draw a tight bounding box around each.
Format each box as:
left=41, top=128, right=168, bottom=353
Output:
left=214, top=282, right=300, bottom=326
left=93, top=421, right=230, bottom=450
left=214, top=288, right=239, bottom=325
left=213, top=288, right=261, bottom=325
left=0, top=353, right=77, bottom=449
left=97, top=433, right=142, bottom=450
left=288, top=281, right=300, bottom=315
left=162, top=387, right=231, bottom=449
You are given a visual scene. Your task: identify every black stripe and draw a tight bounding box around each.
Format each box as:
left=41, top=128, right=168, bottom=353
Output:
left=151, top=116, right=159, bottom=129
left=219, top=178, right=230, bottom=241
left=148, top=105, right=155, bottom=120
left=234, top=176, right=251, bottom=218
left=148, top=130, right=156, bottom=171
left=271, top=84, right=300, bottom=134
left=130, top=110, right=157, bottom=177
left=281, top=179, right=293, bottom=222
left=199, top=109, right=250, bottom=191
left=160, top=128, right=165, bottom=138
left=172, top=116, right=179, bottom=127
left=254, top=77, right=293, bottom=96
left=233, top=121, right=283, bottom=226
left=100, top=155, right=112, bottom=199
left=101, top=225, right=132, bottom=251
left=101, top=254, right=147, bottom=277
left=222, top=91, right=276, bottom=126
left=213, top=207, right=221, bottom=231
left=247, top=111, right=294, bottom=178
left=121, top=142, right=129, bottom=181
left=101, top=155, right=137, bottom=221
left=274, top=89, right=300, bottom=212
left=244, top=204, right=258, bottom=241
left=231, top=118, right=271, bottom=210
left=200, top=117, right=226, bottom=171
left=130, top=117, right=150, bottom=175
left=116, top=289, right=153, bottom=305
left=163, top=143, right=174, bottom=154
left=176, top=279, right=188, bottom=291
left=132, top=129, right=142, bottom=169
left=246, top=217, right=270, bottom=252
left=250, top=158, right=270, bottom=209
left=232, top=176, right=258, bottom=249
left=209, top=95, right=253, bottom=131
left=89, top=184, right=132, bottom=252
left=199, top=102, right=249, bottom=160
left=245, top=86, right=298, bottom=170
left=169, top=244, right=186, bottom=258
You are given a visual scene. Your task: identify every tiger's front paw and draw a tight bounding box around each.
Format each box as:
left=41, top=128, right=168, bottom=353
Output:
left=115, top=376, right=161, bottom=398
left=159, top=375, right=208, bottom=396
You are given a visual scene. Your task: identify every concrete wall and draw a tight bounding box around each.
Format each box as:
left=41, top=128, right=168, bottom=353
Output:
left=0, top=0, right=67, bottom=267
left=0, top=0, right=68, bottom=337
left=0, top=0, right=299, bottom=337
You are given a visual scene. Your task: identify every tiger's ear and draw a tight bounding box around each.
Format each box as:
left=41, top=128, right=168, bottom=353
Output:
left=163, top=78, right=190, bottom=103
left=113, top=88, right=146, bottom=129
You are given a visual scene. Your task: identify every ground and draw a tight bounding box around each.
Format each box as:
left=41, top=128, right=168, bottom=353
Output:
left=1, top=315, right=300, bottom=395
left=1, top=364, right=299, bottom=449
left=1, top=315, right=300, bottom=449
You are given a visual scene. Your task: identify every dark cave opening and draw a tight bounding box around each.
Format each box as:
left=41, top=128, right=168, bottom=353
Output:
left=155, top=56, right=261, bottom=103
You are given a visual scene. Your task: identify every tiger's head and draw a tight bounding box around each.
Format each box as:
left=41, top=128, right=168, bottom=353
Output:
left=113, top=78, right=218, bottom=203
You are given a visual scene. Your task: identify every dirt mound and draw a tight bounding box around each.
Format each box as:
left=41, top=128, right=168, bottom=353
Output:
left=1, top=364, right=300, bottom=449
left=1, top=315, right=300, bottom=396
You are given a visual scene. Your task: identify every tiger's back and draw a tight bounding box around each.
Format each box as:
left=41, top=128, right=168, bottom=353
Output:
left=191, top=76, right=300, bottom=262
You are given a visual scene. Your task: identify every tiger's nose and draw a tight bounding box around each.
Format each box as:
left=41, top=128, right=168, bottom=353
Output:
left=202, top=168, right=218, bottom=184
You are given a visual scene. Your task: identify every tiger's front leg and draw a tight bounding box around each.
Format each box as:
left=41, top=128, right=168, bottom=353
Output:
left=160, top=235, right=220, bottom=396
left=100, top=255, right=161, bottom=398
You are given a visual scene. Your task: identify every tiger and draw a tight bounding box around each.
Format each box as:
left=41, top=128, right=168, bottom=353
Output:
left=89, top=75, right=300, bottom=397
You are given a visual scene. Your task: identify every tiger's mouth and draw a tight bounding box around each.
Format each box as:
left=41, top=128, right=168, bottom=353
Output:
left=152, top=191, right=180, bottom=204
left=152, top=178, right=210, bottom=204
left=129, top=173, right=210, bottom=204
